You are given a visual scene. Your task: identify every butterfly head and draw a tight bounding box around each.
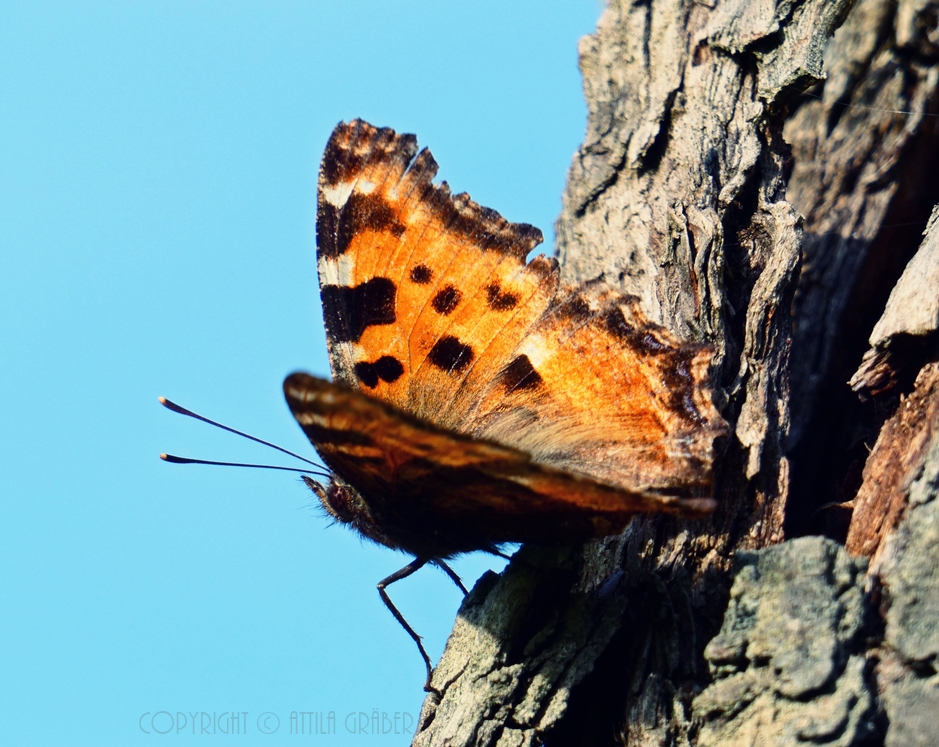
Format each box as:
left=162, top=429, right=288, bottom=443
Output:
left=301, top=473, right=392, bottom=548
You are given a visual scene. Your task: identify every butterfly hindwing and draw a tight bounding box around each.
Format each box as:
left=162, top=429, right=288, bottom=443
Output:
left=466, top=280, right=725, bottom=494
left=283, top=373, right=716, bottom=557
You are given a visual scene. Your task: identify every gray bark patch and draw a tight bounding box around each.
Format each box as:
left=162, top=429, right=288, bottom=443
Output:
left=694, top=538, right=876, bottom=746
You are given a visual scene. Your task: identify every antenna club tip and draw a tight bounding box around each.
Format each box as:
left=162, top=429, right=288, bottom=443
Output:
left=158, top=397, right=188, bottom=415
left=160, top=453, right=169, bottom=460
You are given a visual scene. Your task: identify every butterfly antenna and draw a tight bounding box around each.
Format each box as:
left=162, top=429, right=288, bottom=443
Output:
left=160, top=453, right=330, bottom=478
left=158, top=396, right=331, bottom=479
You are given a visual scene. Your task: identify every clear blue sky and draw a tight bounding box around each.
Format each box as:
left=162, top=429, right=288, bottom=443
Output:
left=0, top=2, right=600, bottom=743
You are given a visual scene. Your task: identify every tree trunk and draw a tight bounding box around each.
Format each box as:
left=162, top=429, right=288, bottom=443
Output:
left=413, top=1, right=939, bottom=745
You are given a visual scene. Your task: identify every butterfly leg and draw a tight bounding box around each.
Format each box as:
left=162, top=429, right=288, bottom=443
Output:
left=433, top=559, right=468, bottom=595
left=377, top=557, right=437, bottom=692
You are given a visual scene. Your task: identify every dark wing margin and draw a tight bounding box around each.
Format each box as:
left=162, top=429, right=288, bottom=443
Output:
left=317, top=120, right=419, bottom=261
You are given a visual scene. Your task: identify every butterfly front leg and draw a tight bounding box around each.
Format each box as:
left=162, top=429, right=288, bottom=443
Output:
left=376, top=557, right=438, bottom=692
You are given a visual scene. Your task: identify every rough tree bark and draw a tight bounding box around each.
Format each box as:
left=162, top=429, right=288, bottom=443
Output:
left=413, top=1, right=939, bottom=745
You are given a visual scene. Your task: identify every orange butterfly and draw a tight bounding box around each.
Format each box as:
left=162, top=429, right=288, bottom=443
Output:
left=283, top=120, right=726, bottom=687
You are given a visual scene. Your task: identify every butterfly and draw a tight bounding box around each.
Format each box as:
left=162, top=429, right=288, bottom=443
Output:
left=283, top=119, right=727, bottom=688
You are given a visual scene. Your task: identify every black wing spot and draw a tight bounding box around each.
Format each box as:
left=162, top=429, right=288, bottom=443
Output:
left=431, top=285, right=462, bottom=315
left=354, top=356, right=405, bottom=388
left=316, top=201, right=341, bottom=259
left=319, top=192, right=406, bottom=259
left=321, top=277, right=397, bottom=343
left=499, top=355, right=543, bottom=393
left=485, top=282, right=519, bottom=311
left=409, top=264, right=433, bottom=284
left=427, top=336, right=474, bottom=373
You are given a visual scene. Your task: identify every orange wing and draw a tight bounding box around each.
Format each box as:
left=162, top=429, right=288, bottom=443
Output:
left=284, top=373, right=716, bottom=557
left=312, top=119, right=726, bottom=498
left=315, top=120, right=555, bottom=416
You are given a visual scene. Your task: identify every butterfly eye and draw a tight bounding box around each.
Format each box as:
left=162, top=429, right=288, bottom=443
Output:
left=325, top=487, right=352, bottom=522
left=303, top=476, right=360, bottom=526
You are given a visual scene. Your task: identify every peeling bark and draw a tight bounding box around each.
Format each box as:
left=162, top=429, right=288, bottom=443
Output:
left=850, top=206, right=939, bottom=397
left=846, top=363, right=939, bottom=562
left=412, top=1, right=939, bottom=745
